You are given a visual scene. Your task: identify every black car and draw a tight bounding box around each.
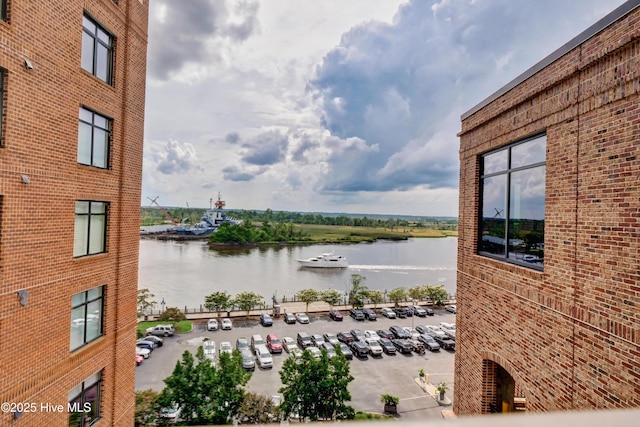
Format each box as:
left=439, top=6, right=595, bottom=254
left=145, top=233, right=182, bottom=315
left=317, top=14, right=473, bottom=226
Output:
left=415, top=325, right=430, bottom=335
left=337, top=331, right=356, bottom=344
left=283, top=312, right=296, bottom=324
left=349, top=308, right=365, bottom=321
left=376, top=329, right=394, bottom=340
left=411, top=306, right=427, bottom=317
left=362, top=308, right=377, bottom=320
left=334, top=343, right=353, bottom=360
left=389, top=325, right=411, bottom=339
left=391, top=338, right=414, bottom=354
left=349, top=341, right=370, bottom=358
left=418, top=334, right=441, bottom=352
left=392, top=307, right=408, bottom=318
left=329, top=310, right=344, bottom=321
left=424, top=307, right=435, bottom=316
left=260, top=313, right=273, bottom=326
left=350, top=329, right=365, bottom=342
left=378, top=338, right=397, bottom=355
left=432, top=335, right=455, bottom=351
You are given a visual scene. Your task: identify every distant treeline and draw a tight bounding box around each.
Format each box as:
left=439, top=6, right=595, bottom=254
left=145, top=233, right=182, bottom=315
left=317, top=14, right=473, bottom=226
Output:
left=140, top=206, right=457, bottom=230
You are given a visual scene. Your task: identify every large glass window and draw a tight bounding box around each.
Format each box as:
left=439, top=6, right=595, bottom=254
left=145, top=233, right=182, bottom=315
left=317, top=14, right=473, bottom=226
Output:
left=78, top=107, right=111, bottom=168
left=74, top=201, right=107, bottom=257
left=70, top=286, right=104, bottom=351
left=68, top=371, right=102, bottom=427
left=81, top=15, right=113, bottom=85
left=479, top=134, right=546, bottom=269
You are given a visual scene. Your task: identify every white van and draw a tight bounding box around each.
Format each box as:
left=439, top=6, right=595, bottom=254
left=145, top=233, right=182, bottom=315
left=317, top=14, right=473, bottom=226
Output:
left=254, top=344, right=273, bottom=369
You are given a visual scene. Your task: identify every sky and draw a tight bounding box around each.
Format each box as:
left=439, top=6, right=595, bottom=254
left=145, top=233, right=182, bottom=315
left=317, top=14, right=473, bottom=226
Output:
left=142, top=0, right=627, bottom=217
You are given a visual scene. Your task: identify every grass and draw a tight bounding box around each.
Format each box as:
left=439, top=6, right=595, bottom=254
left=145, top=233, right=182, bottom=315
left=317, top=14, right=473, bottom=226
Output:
left=137, top=320, right=193, bottom=335
left=353, top=412, right=395, bottom=420
left=295, top=224, right=457, bottom=243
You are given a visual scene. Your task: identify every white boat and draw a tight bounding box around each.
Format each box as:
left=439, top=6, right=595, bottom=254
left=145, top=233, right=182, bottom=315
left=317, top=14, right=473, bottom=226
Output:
left=297, top=252, right=348, bottom=268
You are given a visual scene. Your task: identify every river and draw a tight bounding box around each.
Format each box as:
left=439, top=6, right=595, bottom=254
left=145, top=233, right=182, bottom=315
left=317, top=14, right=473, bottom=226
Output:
left=138, top=237, right=458, bottom=310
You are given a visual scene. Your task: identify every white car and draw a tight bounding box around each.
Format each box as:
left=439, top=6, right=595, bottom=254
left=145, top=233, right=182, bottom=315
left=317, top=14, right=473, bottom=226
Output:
left=203, top=340, right=216, bottom=365
left=219, top=341, right=233, bottom=356
left=282, top=337, right=297, bottom=353
left=380, top=307, right=396, bottom=319
left=295, top=313, right=309, bottom=324
left=365, top=338, right=383, bottom=356
left=207, top=319, right=219, bottom=331
left=364, top=330, right=380, bottom=341
left=254, top=344, right=273, bottom=369
left=221, top=318, right=233, bottom=330
left=445, top=305, right=457, bottom=314
left=136, top=346, right=150, bottom=359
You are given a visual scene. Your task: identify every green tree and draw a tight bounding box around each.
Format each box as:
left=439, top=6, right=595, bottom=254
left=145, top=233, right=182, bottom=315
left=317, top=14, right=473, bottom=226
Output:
left=408, top=285, right=426, bottom=302
left=237, top=392, right=280, bottom=424
left=387, top=287, right=407, bottom=307
left=137, top=288, right=157, bottom=316
left=279, top=349, right=354, bottom=421
left=234, top=291, right=264, bottom=315
left=157, top=307, right=186, bottom=322
left=423, top=285, right=450, bottom=306
left=320, top=289, right=343, bottom=308
left=135, top=389, right=159, bottom=427
left=296, top=289, right=319, bottom=312
left=348, top=274, right=369, bottom=308
left=366, top=290, right=384, bottom=308
left=204, top=291, right=233, bottom=318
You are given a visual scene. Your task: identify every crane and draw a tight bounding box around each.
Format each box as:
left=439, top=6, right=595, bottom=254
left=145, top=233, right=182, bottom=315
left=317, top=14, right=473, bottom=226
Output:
left=147, top=196, right=180, bottom=226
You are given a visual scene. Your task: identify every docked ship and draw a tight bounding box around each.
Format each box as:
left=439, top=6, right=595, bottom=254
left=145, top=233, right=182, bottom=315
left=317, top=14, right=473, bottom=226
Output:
left=173, top=193, right=240, bottom=236
left=297, top=252, right=348, bottom=268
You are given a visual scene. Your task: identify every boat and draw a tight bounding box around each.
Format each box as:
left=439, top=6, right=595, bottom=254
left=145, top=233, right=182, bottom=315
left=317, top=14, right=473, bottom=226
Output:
left=297, top=252, right=348, bottom=268
left=173, top=193, right=241, bottom=236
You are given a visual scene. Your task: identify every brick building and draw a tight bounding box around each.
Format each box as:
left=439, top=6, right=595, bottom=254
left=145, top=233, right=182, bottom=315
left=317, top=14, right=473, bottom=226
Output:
left=456, top=0, right=640, bottom=416
left=0, top=1, right=148, bottom=425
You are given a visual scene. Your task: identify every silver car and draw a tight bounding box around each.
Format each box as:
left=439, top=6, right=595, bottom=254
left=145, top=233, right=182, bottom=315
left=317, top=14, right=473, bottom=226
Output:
left=240, top=349, right=255, bottom=370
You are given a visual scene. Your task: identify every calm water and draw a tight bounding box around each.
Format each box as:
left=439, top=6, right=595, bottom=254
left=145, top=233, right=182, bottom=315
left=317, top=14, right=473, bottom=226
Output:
left=138, top=237, right=458, bottom=309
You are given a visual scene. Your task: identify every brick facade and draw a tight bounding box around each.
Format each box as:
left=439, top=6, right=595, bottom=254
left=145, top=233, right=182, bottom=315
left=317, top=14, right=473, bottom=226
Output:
left=0, top=1, right=148, bottom=425
left=457, top=1, right=640, bottom=415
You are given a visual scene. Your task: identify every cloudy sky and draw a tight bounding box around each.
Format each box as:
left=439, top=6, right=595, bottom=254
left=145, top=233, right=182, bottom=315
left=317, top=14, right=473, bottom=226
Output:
left=142, top=0, right=626, bottom=217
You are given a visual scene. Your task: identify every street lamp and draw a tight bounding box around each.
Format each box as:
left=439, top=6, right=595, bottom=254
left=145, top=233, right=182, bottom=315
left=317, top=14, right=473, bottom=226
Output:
left=160, top=298, right=166, bottom=312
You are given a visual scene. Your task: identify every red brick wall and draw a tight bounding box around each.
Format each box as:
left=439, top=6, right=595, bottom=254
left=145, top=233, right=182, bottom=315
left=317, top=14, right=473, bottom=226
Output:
left=457, top=6, right=640, bottom=415
left=0, top=0, right=148, bottom=425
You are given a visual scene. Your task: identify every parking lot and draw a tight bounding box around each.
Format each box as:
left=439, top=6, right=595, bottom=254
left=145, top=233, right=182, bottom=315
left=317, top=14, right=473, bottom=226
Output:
left=136, top=309, right=456, bottom=420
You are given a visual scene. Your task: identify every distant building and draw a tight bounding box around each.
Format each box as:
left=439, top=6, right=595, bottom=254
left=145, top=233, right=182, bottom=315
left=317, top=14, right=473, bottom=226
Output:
left=0, top=1, right=148, bottom=425
left=457, top=0, right=640, bottom=415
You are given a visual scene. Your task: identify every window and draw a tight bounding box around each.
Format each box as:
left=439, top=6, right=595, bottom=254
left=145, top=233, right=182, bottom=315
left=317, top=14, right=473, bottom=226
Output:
left=0, top=69, right=5, bottom=147
left=70, top=286, right=104, bottom=351
left=0, top=1, right=6, bottom=22
left=68, top=371, right=102, bottom=427
left=74, top=201, right=107, bottom=257
left=78, top=107, right=111, bottom=168
left=81, top=14, right=113, bottom=84
left=479, top=133, right=546, bottom=269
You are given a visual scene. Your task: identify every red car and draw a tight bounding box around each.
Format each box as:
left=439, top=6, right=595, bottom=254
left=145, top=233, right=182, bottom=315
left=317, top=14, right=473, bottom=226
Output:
left=329, top=310, right=343, bottom=321
left=135, top=354, right=144, bottom=366
left=266, top=334, right=283, bottom=354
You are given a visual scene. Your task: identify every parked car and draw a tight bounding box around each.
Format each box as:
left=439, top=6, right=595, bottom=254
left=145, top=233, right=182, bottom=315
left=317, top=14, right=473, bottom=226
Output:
left=424, top=307, right=435, bottom=316
left=378, top=338, right=397, bottom=355
left=402, top=327, right=420, bottom=340
left=295, top=313, right=310, bottom=324
left=207, top=318, right=219, bottom=331
left=380, top=307, right=396, bottom=319
left=306, top=346, right=322, bottom=359
left=411, top=306, right=427, bottom=317
left=289, top=347, right=304, bottom=361
left=391, top=338, right=414, bottom=354
left=391, top=307, right=407, bottom=318
left=311, top=334, right=325, bottom=347
left=418, top=333, right=441, bottom=352
left=203, top=339, right=216, bottom=363
left=135, top=354, right=144, bottom=366
left=221, top=319, right=233, bottom=330
left=440, top=322, right=456, bottom=339
left=254, top=344, right=274, bottom=369
left=364, top=330, right=381, bottom=341
left=219, top=341, right=233, bottom=356
left=349, top=308, right=365, bottom=321
left=415, top=325, right=431, bottom=335
left=136, top=339, right=156, bottom=352
left=145, top=324, right=174, bottom=337
left=159, top=405, right=183, bottom=423
left=424, top=325, right=447, bottom=338
left=142, top=335, right=164, bottom=347
left=334, top=343, right=354, bottom=360
left=432, top=334, right=456, bottom=351
left=350, top=329, right=365, bottom=342
left=337, top=331, right=356, bottom=344
left=390, top=325, right=412, bottom=339
left=240, top=349, right=256, bottom=371
left=323, top=333, right=340, bottom=347
left=445, top=305, right=457, bottom=314
left=297, top=332, right=313, bottom=348
left=376, top=329, right=394, bottom=340
left=362, top=308, right=377, bottom=320
left=349, top=341, right=370, bottom=358
left=320, top=342, right=337, bottom=358
left=260, top=313, right=273, bottom=326
left=283, top=312, right=296, bottom=324
left=282, top=337, right=297, bottom=353
left=136, top=346, right=150, bottom=359
left=365, top=338, right=383, bottom=356
left=251, top=334, right=265, bottom=351
left=236, top=337, right=250, bottom=352
left=266, top=334, right=283, bottom=353
left=329, top=310, right=344, bottom=321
